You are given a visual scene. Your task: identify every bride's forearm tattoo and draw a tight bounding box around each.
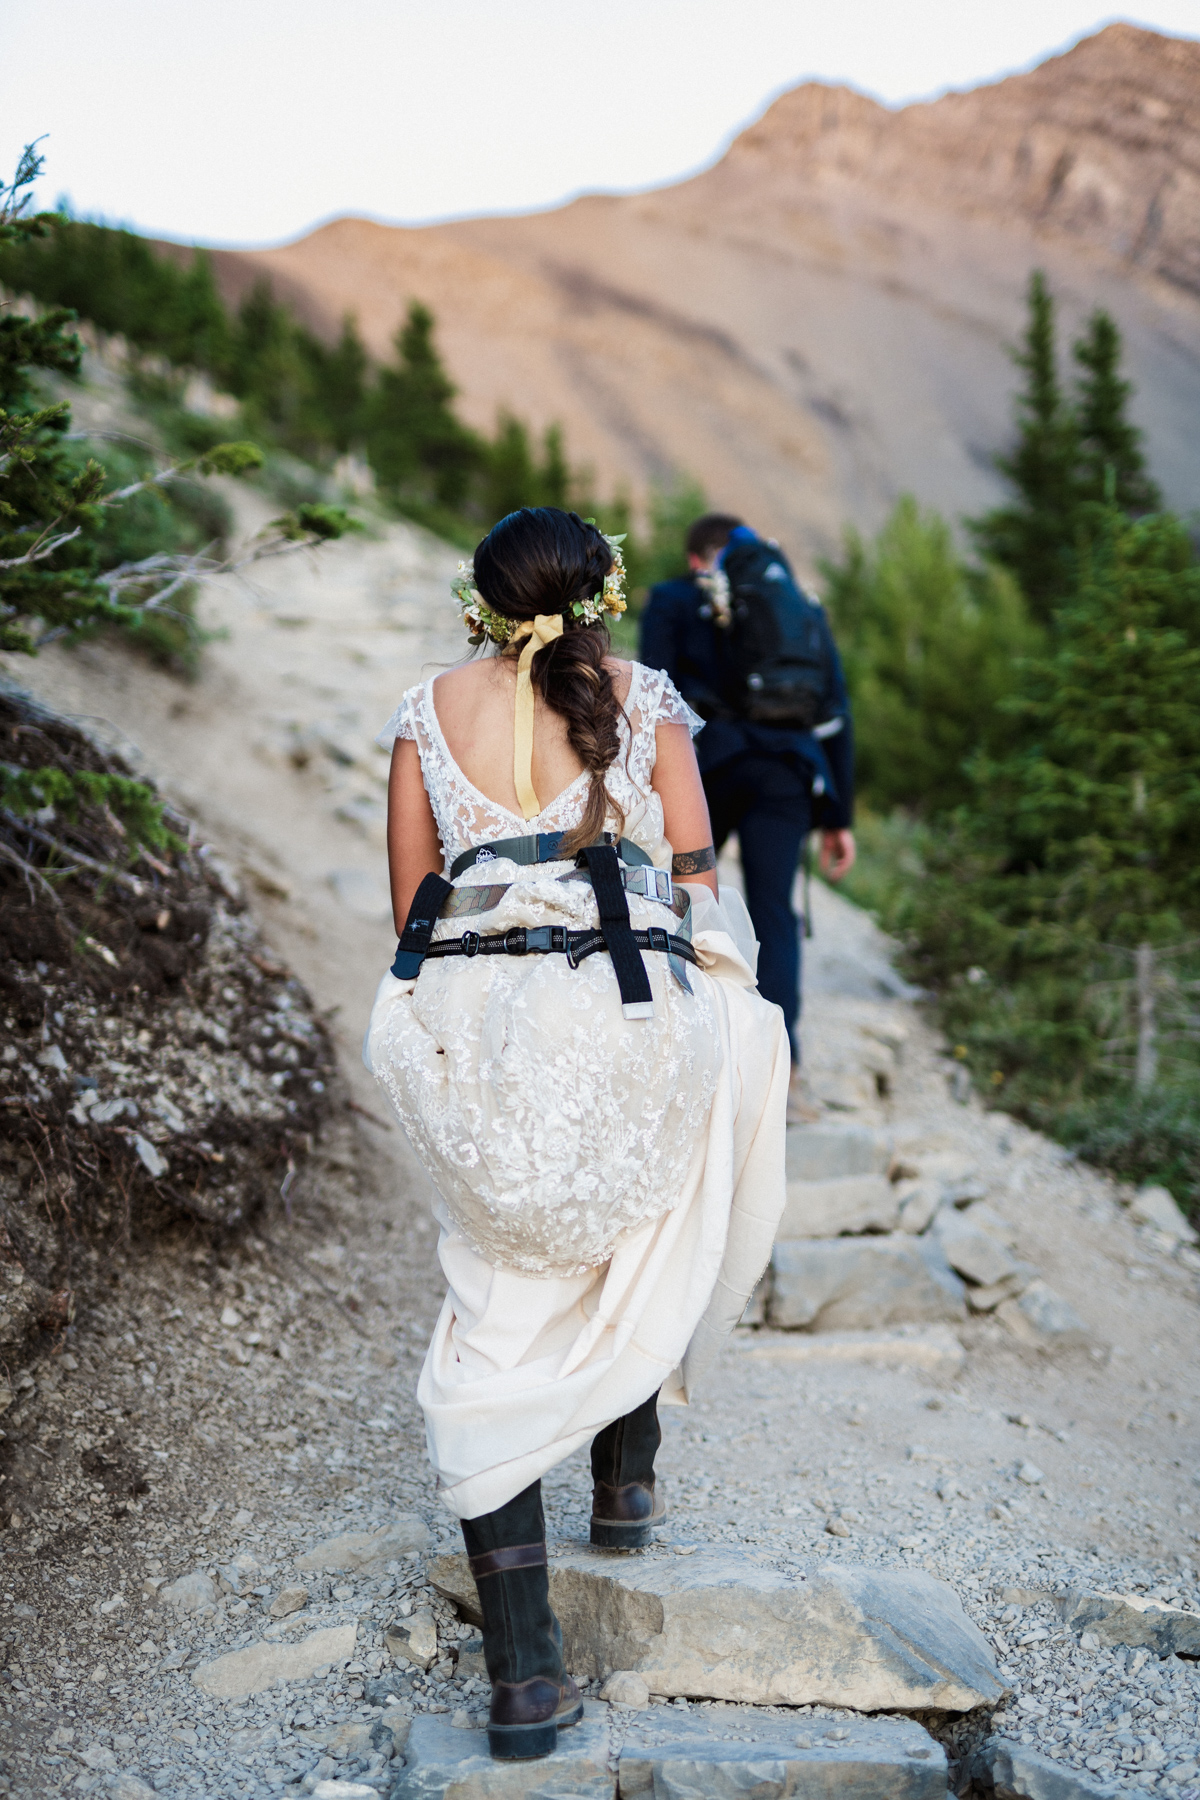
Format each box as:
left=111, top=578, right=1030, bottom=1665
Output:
left=672, top=846, right=717, bottom=876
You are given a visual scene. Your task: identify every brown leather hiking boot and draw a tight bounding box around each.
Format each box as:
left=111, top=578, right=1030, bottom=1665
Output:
left=589, top=1389, right=667, bottom=1549
left=461, top=1487, right=583, bottom=1760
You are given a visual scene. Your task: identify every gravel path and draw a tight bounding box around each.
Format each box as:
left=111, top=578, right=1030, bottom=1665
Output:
left=2, top=410, right=1198, bottom=1795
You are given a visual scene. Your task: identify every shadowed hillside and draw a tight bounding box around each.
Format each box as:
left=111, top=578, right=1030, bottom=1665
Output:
left=180, top=22, right=1200, bottom=565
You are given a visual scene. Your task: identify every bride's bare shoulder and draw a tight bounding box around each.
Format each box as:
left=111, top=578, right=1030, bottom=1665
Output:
left=604, top=656, right=634, bottom=703
left=432, top=657, right=500, bottom=703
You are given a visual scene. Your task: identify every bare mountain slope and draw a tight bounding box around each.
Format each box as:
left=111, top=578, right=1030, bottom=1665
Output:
left=204, top=24, right=1200, bottom=565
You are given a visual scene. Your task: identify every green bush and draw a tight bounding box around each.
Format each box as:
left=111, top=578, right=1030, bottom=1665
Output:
left=1054, top=1086, right=1200, bottom=1223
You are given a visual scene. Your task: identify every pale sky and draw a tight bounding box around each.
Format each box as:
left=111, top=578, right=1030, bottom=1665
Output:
left=5, top=1, right=1199, bottom=247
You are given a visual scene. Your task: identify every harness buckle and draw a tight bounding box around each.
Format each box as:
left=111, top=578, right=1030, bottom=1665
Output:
left=523, top=927, right=553, bottom=953
left=647, top=926, right=670, bottom=956
left=461, top=930, right=481, bottom=958
left=503, top=927, right=527, bottom=955
left=649, top=868, right=672, bottom=904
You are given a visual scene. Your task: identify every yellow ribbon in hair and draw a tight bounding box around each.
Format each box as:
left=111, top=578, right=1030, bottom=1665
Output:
left=511, top=613, right=564, bottom=819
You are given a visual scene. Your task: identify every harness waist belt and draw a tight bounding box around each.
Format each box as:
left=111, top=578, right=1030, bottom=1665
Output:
left=423, top=924, right=698, bottom=971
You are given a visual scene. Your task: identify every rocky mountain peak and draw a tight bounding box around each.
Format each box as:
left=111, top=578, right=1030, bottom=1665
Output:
left=720, top=24, right=1200, bottom=295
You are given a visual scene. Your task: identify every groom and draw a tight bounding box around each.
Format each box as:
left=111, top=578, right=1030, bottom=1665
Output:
left=639, top=512, right=856, bottom=1121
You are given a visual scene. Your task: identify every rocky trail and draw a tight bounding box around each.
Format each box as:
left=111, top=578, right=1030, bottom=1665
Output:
left=1, top=377, right=1199, bottom=1799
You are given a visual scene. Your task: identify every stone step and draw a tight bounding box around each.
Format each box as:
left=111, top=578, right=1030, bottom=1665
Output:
left=429, top=1543, right=1005, bottom=1714
left=779, top=1174, right=899, bottom=1239
left=966, top=1734, right=1123, bottom=1800
left=768, top=1235, right=966, bottom=1331
left=785, top=1125, right=892, bottom=1183
left=619, top=1704, right=947, bottom=1800
left=738, top=1325, right=965, bottom=1377
left=391, top=1701, right=948, bottom=1800
left=390, top=1701, right=611, bottom=1800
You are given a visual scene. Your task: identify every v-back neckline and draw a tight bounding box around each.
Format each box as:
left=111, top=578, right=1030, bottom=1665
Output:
left=425, top=670, right=638, bottom=827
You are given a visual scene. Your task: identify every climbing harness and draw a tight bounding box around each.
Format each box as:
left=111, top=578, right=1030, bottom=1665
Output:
left=391, top=837, right=695, bottom=1017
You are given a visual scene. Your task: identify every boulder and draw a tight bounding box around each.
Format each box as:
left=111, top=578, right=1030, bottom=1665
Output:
left=933, top=1210, right=1024, bottom=1288
left=785, top=1125, right=891, bottom=1182
left=391, top=1702, right=613, bottom=1800
left=108, top=1778, right=157, bottom=1800
left=966, top=1265, right=1038, bottom=1312
left=192, top=1623, right=356, bottom=1698
left=600, top=1670, right=649, bottom=1707
left=767, top=1235, right=966, bottom=1331
left=385, top=1607, right=439, bottom=1670
left=1055, top=1588, right=1200, bottom=1656
left=269, top=1585, right=309, bottom=1618
left=294, top=1514, right=431, bottom=1572
left=967, top=1734, right=1122, bottom=1799
left=429, top=1545, right=1004, bottom=1713
left=455, top=1635, right=487, bottom=1680
left=157, top=1570, right=218, bottom=1613
left=996, top=1281, right=1089, bottom=1348
left=1128, top=1184, right=1197, bottom=1244
left=959, top=1200, right=1019, bottom=1244
left=778, top=1174, right=899, bottom=1239
left=620, top=1706, right=946, bottom=1800
left=896, top=1182, right=942, bottom=1234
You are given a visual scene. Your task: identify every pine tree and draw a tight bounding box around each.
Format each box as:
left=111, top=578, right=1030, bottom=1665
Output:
left=537, top=424, right=571, bottom=510
left=1073, top=309, right=1160, bottom=515
left=366, top=302, right=481, bottom=506
left=908, top=503, right=1200, bottom=1099
left=1, top=146, right=349, bottom=661
left=228, top=280, right=311, bottom=434
left=971, top=271, right=1080, bottom=620
left=971, top=275, right=1163, bottom=624
left=484, top=413, right=538, bottom=522
left=307, top=314, right=368, bottom=454
left=821, top=496, right=1037, bottom=813
left=172, top=249, right=231, bottom=372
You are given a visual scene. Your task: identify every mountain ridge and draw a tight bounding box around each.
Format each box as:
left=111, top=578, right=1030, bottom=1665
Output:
left=189, top=24, right=1200, bottom=563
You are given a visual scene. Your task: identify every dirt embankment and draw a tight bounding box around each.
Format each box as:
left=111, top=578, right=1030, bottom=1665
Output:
left=0, top=681, right=337, bottom=1454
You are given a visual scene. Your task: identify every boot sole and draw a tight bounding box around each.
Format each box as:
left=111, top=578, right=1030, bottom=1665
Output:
left=487, top=1697, right=584, bottom=1760
left=589, top=1502, right=668, bottom=1551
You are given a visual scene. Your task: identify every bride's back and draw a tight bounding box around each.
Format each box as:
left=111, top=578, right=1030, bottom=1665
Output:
left=432, top=654, right=633, bottom=818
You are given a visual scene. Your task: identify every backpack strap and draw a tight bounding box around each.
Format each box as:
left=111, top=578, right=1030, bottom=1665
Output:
left=581, top=843, right=654, bottom=1020
left=390, top=872, right=454, bottom=979
left=450, top=831, right=652, bottom=880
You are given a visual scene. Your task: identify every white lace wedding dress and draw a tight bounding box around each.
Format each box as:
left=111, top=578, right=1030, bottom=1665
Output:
left=364, top=661, right=788, bottom=1518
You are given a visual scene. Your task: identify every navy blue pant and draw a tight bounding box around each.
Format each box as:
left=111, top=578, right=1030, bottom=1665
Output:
left=703, top=755, right=811, bottom=1063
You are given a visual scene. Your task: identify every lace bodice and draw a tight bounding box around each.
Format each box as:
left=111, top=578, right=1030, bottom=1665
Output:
left=377, top=661, right=700, bottom=867
left=367, top=660, right=722, bottom=1277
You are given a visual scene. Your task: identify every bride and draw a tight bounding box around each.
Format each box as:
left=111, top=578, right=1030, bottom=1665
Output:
left=365, top=507, right=787, bottom=1760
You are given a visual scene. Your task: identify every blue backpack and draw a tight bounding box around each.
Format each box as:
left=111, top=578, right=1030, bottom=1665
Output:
left=719, top=529, right=833, bottom=730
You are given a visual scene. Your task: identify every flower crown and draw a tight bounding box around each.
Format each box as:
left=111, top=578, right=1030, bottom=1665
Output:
left=451, top=526, right=627, bottom=647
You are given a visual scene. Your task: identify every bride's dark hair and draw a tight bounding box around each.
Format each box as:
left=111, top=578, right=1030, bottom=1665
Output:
left=473, top=507, right=624, bottom=854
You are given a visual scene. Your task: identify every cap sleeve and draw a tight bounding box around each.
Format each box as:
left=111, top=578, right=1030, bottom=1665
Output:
left=649, top=670, right=704, bottom=738
left=376, top=686, right=420, bottom=749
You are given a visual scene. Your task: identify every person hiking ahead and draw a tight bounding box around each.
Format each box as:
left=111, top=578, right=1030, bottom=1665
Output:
left=640, top=512, right=855, bottom=1120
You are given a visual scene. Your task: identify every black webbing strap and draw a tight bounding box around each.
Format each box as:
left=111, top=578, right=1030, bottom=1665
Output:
left=450, top=831, right=653, bottom=881
left=422, top=926, right=698, bottom=969
left=582, top=843, right=654, bottom=1020
left=390, top=872, right=454, bottom=979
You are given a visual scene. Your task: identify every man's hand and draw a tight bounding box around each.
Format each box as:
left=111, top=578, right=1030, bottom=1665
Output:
left=818, top=828, right=856, bottom=882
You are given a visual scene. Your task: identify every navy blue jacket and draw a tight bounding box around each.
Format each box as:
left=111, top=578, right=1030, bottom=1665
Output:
left=639, top=573, right=855, bottom=829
